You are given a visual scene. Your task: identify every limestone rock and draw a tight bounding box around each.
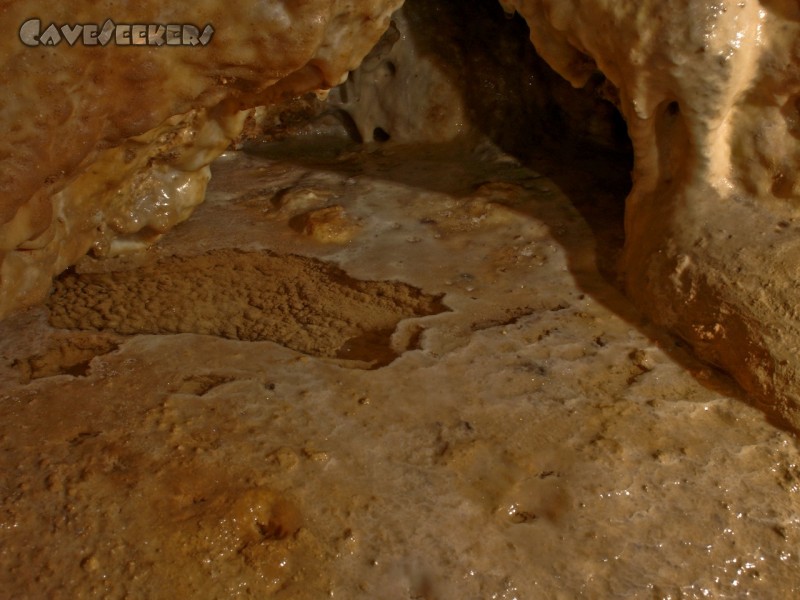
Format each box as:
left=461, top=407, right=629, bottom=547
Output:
left=0, top=0, right=401, bottom=315
left=504, top=0, right=800, bottom=427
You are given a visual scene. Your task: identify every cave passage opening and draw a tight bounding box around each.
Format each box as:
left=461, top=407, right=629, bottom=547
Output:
left=236, top=0, right=634, bottom=289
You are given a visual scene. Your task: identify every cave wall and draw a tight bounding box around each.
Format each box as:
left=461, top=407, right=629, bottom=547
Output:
left=237, top=0, right=626, bottom=154
left=503, top=0, right=800, bottom=426
left=0, top=0, right=401, bottom=313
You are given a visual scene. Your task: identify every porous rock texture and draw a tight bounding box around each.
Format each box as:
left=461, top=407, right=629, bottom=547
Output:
left=1, top=0, right=800, bottom=426
left=47, top=248, right=445, bottom=364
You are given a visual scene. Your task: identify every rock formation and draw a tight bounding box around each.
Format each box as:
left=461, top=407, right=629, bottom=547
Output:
left=504, top=0, right=800, bottom=426
left=0, top=0, right=401, bottom=313
left=1, top=0, right=799, bottom=425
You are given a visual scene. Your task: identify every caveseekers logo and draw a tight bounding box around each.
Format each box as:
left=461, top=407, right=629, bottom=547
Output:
left=19, top=18, right=214, bottom=47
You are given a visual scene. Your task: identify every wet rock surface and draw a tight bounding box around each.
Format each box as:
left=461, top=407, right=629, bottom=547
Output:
left=1, top=145, right=799, bottom=597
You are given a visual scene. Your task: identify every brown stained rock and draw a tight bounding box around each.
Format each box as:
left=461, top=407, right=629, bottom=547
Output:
left=0, top=1, right=401, bottom=216
left=291, top=205, right=362, bottom=243
left=47, top=249, right=446, bottom=366
left=0, top=0, right=403, bottom=317
left=11, top=332, right=121, bottom=383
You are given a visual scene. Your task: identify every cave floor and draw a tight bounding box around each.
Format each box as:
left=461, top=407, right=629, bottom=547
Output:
left=1, top=141, right=799, bottom=598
